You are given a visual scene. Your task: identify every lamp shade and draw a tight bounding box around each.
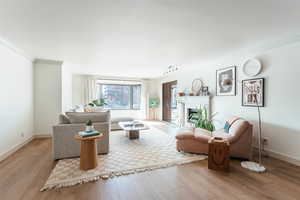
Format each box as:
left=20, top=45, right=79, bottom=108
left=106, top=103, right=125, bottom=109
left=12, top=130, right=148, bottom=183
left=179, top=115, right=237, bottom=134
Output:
left=149, top=98, right=160, bottom=108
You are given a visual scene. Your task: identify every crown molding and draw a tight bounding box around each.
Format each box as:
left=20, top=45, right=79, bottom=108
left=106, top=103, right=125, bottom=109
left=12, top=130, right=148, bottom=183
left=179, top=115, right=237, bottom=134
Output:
left=0, top=37, right=34, bottom=62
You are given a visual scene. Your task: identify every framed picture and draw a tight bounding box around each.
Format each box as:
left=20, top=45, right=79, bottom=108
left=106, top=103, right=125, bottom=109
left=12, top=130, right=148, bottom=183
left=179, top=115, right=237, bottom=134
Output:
left=216, top=66, right=236, bottom=96
left=202, top=86, right=209, bottom=96
left=242, top=78, right=265, bottom=107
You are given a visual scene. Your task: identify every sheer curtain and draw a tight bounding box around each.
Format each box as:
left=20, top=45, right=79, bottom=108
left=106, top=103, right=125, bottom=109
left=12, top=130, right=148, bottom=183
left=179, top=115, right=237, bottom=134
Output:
left=83, top=78, right=99, bottom=105
left=141, top=79, right=149, bottom=120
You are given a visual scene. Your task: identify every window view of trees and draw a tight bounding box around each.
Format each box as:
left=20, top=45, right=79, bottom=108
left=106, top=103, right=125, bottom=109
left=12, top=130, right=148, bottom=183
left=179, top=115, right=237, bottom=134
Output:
left=99, top=84, right=141, bottom=110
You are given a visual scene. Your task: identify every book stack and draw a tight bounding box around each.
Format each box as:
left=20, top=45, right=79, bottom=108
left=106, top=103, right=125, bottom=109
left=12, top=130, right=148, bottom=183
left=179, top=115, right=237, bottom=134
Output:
left=78, top=130, right=100, bottom=138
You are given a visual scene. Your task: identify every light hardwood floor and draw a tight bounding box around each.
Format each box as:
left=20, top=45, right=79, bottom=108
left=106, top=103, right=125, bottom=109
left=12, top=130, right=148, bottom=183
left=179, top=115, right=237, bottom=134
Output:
left=0, top=123, right=300, bottom=200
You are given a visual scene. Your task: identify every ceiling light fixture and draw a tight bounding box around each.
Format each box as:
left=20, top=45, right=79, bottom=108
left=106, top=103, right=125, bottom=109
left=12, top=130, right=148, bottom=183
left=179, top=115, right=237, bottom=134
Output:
left=163, top=65, right=179, bottom=76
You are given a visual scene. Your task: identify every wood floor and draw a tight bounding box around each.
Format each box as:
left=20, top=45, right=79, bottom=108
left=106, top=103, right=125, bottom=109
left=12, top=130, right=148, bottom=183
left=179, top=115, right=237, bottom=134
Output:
left=1, top=123, right=300, bottom=200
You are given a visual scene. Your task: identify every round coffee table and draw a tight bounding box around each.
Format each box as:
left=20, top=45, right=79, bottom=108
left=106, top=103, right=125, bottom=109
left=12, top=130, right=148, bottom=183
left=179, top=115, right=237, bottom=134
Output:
left=74, top=134, right=103, bottom=170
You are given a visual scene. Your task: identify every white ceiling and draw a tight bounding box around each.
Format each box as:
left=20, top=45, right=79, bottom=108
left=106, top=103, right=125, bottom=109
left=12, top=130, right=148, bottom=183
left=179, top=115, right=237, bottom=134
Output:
left=0, top=0, right=300, bottom=78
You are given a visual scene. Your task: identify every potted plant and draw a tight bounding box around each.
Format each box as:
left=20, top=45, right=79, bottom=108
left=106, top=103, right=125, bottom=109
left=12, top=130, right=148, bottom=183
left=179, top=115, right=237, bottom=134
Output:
left=85, top=120, right=94, bottom=132
left=85, top=98, right=107, bottom=112
left=92, top=98, right=107, bottom=107
left=189, top=106, right=215, bottom=132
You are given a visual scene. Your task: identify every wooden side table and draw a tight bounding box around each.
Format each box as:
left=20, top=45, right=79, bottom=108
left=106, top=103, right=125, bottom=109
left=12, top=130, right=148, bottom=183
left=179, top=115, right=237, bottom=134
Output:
left=208, top=137, right=230, bottom=172
left=127, top=130, right=140, bottom=139
left=74, top=134, right=103, bottom=170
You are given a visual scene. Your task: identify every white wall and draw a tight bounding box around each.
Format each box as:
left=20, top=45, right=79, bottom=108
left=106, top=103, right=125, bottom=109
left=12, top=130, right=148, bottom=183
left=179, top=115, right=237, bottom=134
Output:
left=151, top=42, right=300, bottom=163
left=0, top=42, right=34, bottom=160
left=34, top=59, right=63, bottom=135
left=61, top=63, right=73, bottom=112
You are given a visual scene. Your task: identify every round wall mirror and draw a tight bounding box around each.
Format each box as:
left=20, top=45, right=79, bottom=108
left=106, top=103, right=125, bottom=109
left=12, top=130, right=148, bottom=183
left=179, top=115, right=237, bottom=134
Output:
left=242, top=58, right=262, bottom=77
left=192, top=79, right=203, bottom=95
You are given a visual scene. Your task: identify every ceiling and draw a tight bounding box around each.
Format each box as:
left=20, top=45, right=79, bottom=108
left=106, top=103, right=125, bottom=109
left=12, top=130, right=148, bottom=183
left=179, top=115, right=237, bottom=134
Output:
left=0, top=0, right=300, bottom=78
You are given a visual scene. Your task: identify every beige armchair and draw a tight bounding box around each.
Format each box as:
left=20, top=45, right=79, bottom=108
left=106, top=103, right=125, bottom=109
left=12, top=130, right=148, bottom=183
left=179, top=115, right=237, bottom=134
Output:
left=52, top=111, right=111, bottom=160
left=176, top=118, right=253, bottom=159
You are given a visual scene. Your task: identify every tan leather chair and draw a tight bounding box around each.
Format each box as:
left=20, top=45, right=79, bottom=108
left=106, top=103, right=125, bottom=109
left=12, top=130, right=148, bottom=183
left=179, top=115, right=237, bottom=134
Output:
left=176, top=119, right=253, bottom=159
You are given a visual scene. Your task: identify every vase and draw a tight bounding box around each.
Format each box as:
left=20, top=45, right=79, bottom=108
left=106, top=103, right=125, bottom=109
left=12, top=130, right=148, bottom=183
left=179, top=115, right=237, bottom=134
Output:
left=85, top=125, right=94, bottom=132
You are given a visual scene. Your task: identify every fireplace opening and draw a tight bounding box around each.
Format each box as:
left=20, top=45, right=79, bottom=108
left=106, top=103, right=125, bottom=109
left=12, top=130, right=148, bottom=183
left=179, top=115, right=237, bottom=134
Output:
left=187, top=108, right=199, bottom=123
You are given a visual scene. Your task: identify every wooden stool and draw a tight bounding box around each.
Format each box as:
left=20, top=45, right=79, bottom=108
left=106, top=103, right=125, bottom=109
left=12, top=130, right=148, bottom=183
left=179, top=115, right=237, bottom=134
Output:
left=74, top=134, right=102, bottom=170
left=208, top=137, right=230, bottom=172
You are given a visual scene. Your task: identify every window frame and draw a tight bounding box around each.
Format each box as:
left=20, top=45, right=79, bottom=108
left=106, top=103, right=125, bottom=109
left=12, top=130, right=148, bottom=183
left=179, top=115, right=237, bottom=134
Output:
left=98, top=83, right=142, bottom=110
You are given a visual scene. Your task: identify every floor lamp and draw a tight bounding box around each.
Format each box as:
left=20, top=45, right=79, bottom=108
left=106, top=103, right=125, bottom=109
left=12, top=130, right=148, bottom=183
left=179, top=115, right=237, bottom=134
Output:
left=222, top=79, right=266, bottom=173
left=240, top=87, right=266, bottom=173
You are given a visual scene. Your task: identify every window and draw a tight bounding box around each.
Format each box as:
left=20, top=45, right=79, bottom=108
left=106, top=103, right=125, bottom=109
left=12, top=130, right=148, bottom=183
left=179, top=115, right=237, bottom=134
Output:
left=99, top=84, right=141, bottom=110
left=132, top=85, right=141, bottom=109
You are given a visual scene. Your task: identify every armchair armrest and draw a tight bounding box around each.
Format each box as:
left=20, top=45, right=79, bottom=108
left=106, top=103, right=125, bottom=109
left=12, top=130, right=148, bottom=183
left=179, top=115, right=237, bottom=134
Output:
left=176, top=127, right=211, bottom=143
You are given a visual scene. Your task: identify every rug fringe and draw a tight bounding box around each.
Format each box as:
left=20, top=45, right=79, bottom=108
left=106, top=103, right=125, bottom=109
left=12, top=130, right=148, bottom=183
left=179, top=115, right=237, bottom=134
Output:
left=40, top=157, right=205, bottom=192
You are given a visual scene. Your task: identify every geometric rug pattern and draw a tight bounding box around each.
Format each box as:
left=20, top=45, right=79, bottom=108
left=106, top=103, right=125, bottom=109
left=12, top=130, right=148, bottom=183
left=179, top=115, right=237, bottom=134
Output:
left=41, top=127, right=207, bottom=191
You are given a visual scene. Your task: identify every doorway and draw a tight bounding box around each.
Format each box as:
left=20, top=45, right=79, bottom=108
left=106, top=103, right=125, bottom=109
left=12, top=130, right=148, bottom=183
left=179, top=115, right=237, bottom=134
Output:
left=162, top=80, right=178, bottom=123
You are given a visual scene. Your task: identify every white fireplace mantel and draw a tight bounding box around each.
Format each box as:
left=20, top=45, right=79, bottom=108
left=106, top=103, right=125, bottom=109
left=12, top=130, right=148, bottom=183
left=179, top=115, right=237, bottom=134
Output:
left=177, top=96, right=212, bottom=127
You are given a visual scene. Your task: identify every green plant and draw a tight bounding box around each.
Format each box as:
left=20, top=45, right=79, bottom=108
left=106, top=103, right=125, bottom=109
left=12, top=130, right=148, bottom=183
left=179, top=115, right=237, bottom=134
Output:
left=86, top=120, right=93, bottom=126
left=190, top=106, right=215, bottom=132
left=149, top=98, right=159, bottom=108
left=91, top=98, right=107, bottom=107
left=88, top=103, right=95, bottom=107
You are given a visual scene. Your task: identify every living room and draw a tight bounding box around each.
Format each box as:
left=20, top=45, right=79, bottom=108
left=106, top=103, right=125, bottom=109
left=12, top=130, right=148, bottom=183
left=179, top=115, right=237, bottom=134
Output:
left=0, top=1, right=300, bottom=200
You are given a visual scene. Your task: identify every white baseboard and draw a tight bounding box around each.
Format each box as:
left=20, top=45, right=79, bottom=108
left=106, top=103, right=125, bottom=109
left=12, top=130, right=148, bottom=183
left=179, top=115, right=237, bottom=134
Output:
left=34, top=134, right=52, bottom=138
left=0, top=136, right=34, bottom=163
left=253, top=147, right=300, bottom=166
left=266, top=149, right=300, bottom=166
left=0, top=134, right=52, bottom=163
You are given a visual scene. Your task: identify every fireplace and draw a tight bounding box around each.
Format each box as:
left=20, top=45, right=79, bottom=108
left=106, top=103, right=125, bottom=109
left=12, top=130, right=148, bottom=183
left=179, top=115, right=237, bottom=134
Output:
left=187, top=108, right=198, bottom=123
left=176, top=96, right=211, bottom=127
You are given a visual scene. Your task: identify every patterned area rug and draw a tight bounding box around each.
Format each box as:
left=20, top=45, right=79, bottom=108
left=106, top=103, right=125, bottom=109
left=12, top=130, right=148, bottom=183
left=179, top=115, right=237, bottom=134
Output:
left=41, top=127, right=207, bottom=191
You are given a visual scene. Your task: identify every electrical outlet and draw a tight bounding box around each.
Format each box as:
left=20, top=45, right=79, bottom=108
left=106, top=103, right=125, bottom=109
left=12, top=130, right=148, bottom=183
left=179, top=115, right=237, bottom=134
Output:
left=262, top=138, right=268, bottom=145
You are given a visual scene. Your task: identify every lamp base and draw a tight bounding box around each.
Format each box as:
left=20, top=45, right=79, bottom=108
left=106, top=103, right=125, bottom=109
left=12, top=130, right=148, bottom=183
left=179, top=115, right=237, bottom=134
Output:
left=241, top=161, right=266, bottom=173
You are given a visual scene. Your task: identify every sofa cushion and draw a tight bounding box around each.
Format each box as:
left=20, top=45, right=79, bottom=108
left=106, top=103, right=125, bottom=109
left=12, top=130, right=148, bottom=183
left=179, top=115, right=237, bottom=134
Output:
left=92, top=107, right=105, bottom=112
left=213, top=129, right=231, bottom=139
left=176, top=128, right=211, bottom=143
left=111, top=117, right=134, bottom=123
left=66, top=112, right=109, bottom=124
left=175, top=127, right=194, bottom=139
left=176, top=132, right=194, bottom=140
left=194, top=128, right=212, bottom=137
left=193, top=128, right=212, bottom=142
left=59, top=114, right=71, bottom=124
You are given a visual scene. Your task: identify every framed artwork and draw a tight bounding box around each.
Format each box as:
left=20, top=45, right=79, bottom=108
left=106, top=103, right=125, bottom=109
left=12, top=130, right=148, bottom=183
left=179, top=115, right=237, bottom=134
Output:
left=242, top=78, right=265, bottom=107
left=202, top=86, right=209, bottom=96
left=216, top=66, right=236, bottom=96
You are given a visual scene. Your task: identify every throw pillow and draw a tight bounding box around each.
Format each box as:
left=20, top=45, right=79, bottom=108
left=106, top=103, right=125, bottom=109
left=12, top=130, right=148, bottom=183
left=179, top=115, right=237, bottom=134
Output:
left=59, top=114, right=71, bottom=124
left=224, top=116, right=241, bottom=133
left=66, top=111, right=110, bottom=124
left=224, top=121, right=231, bottom=133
